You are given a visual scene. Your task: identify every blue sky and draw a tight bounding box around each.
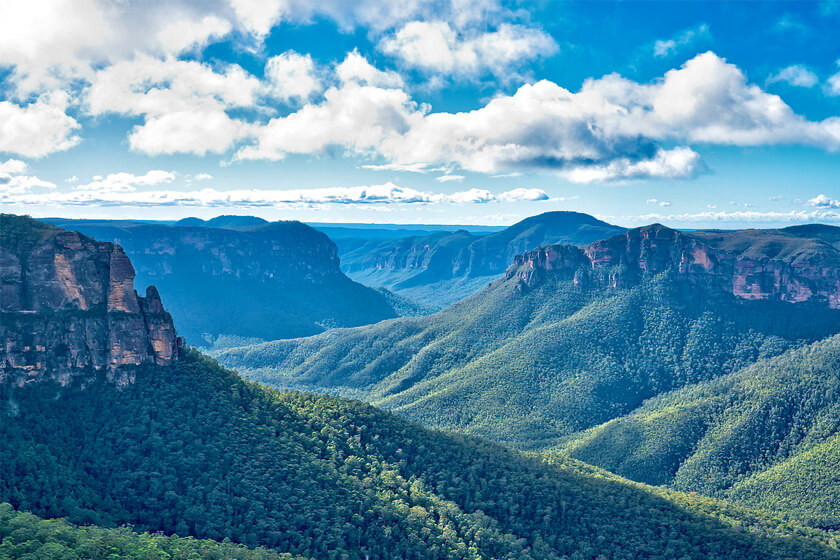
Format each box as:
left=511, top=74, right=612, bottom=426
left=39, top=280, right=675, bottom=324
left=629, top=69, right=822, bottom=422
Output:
left=0, top=0, right=839, bottom=227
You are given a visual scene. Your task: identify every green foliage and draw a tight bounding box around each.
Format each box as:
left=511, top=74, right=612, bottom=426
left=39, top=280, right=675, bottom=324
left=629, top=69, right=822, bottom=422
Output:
left=2, top=351, right=838, bottom=559
left=0, top=503, right=305, bottom=560
left=217, top=270, right=840, bottom=450
left=557, top=336, right=840, bottom=529
left=0, top=214, right=62, bottom=259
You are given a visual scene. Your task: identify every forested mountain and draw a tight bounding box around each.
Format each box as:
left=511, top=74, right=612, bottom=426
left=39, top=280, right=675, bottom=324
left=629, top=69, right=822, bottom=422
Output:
left=4, top=351, right=840, bottom=560
left=218, top=224, right=840, bottom=450
left=557, top=335, right=840, bottom=530
left=42, top=217, right=397, bottom=345
left=338, top=211, right=625, bottom=309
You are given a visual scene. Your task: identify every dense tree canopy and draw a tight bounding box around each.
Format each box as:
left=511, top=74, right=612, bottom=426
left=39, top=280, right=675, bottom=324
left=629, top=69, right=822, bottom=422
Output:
left=2, top=351, right=839, bottom=560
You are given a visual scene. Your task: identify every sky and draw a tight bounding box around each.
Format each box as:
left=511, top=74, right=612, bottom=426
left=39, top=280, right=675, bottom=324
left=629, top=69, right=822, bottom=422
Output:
left=0, top=0, right=839, bottom=228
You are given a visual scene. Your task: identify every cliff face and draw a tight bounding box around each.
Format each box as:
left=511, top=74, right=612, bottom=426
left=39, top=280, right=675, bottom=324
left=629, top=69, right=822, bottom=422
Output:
left=1, top=216, right=178, bottom=386
left=507, top=224, right=840, bottom=308
left=42, top=219, right=397, bottom=343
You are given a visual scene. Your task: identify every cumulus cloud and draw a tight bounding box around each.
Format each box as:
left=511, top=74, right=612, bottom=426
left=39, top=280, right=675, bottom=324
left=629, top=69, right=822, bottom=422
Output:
left=235, top=51, right=840, bottom=182
left=0, top=158, right=56, bottom=194
left=337, top=50, right=404, bottom=88
left=767, top=65, right=819, bottom=88
left=1, top=181, right=550, bottom=208
left=810, top=194, right=840, bottom=208
left=0, top=92, right=81, bottom=157
left=87, top=56, right=259, bottom=155
left=156, top=15, right=232, bottom=54
left=74, top=170, right=176, bottom=193
left=653, top=23, right=710, bottom=57
left=380, top=21, right=557, bottom=75
left=561, top=148, right=705, bottom=184
left=265, top=51, right=323, bottom=102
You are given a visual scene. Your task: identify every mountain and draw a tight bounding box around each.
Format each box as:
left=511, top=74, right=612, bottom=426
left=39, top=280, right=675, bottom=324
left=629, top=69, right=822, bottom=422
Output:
left=218, top=224, right=840, bottom=450
left=338, top=211, right=626, bottom=309
left=557, top=334, right=840, bottom=530
left=41, top=217, right=397, bottom=345
left=0, top=214, right=179, bottom=387
left=4, top=215, right=840, bottom=560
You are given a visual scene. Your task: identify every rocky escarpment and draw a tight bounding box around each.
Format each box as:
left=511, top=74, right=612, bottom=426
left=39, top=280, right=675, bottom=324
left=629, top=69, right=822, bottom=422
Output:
left=507, top=224, right=840, bottom=308
left=43, top=218, right=398, bottom=343
left=1, top=215, right=178, bottom=386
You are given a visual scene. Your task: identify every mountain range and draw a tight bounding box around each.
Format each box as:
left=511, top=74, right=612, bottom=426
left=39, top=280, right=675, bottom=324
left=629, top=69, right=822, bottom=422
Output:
left=6, top=215, right=840, bottom=559
left=218, top=221, right=840, bottom=529
left=338, top=211, right=626, bottom=309
left=44, top=216, right=398, bottom=346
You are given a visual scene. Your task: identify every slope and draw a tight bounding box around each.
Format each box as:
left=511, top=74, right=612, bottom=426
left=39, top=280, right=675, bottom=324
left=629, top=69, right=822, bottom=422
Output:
left=2, top=351, right=839, bottom=560
left=557, top=335, right=840, bottom=529
left=218, top=224, right=840, bottom=449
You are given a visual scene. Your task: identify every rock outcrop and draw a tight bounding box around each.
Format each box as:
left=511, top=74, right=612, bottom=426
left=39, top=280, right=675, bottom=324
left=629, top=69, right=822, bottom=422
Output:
left=1, top=215, right=179, bottom=386
left=507, top=224, right=840, bottom=308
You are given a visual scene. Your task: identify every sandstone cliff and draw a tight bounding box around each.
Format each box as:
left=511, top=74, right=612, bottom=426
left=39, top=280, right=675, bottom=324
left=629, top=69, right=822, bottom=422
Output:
left=507, top=224, right=840, bottom=308
left=1, top=215, right=178, bottom=386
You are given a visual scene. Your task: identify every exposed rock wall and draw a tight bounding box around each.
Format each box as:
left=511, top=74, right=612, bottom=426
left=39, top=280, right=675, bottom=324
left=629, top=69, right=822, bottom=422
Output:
left=1, top=219, right=178, bottom=386
left=507, top=224, right=840, bottom=308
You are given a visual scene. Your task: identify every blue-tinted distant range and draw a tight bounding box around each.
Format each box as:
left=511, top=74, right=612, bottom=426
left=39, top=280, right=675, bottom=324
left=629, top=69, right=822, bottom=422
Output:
left=0, top=0, right=839, bottom=228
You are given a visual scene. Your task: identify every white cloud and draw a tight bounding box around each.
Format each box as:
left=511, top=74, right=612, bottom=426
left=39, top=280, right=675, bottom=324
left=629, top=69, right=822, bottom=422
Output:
left=265, top=51, right=323, bottom=102
left=620, top=209, right=840, bottom=225
left=0, top=92, right=80, bottom=157
left=810, top=194, right=840, bottom=208
left=828, top=61, right=840, bottom=96
left=157, top=15, right=232, bottom=54
left=1, top=181, right=551, bottom=207
left=74, top=170, right=176, bottom=193
left=0, top=158, right=56, bottom=194
left=767, top=65, right=819, bottom=88
left=0, top=159, right=29, bottom=175
left=194, top=173, right=213, bottom=181
left=380, top=21, right=557, bottom=75
left=497, top=188, right=550, bottom=202
left=87, top=56, right=259, bottom=155
left=646, top=198, right=672, bottom=207
left=337, top=50, right=404, bottom=88
left=561, top=148, right=705, bottom=184
left=236, top=81, right=422, bottom=161
left=653, top=24, right=710, bottom=57
left=436, top=174, right=465, bottom=182
left=237, top=51, right=840, bottom=182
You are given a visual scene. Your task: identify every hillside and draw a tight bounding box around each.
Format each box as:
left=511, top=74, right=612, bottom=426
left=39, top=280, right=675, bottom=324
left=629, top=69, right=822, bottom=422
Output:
left=218, top=224, right=840, bottom=449
left=557, top=335, right=840, bottom=529
left=339, top=211, right=625, bottom=309
left=0, top=503, right=308, bottom=560
left=41, top=217, right=397, bottom=345
left=4, top=351, right=840, bottom=560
